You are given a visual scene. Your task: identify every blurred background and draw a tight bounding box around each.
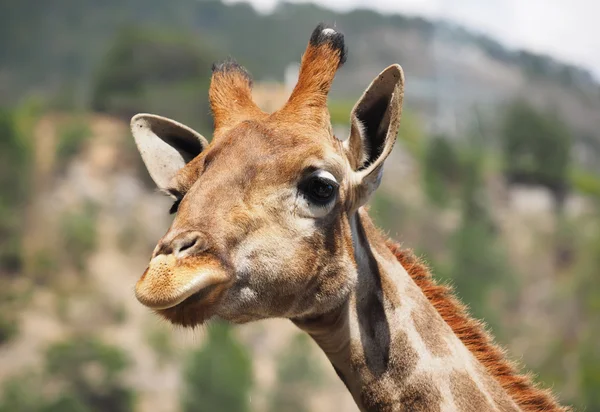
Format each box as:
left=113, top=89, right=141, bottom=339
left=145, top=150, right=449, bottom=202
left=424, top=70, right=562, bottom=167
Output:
left=1, top=0, right=599, bottom=411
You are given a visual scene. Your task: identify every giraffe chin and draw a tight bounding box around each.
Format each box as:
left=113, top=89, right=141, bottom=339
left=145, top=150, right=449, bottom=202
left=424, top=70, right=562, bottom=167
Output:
left=135, top=254, right=232, bottom=327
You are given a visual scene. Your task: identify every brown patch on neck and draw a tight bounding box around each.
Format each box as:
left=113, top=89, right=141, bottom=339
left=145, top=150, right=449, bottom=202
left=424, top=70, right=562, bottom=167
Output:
left=386, top=242, right=569, bottom=412
left=411, top=302, right=451, bottom=358
left=450, top=370, right=495, bottom=411
left=398, top=374, right=443, bottom=412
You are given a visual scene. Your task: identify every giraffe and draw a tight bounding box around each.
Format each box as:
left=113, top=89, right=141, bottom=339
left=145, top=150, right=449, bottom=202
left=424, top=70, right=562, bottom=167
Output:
left=130, top=24, right=568, bottom=411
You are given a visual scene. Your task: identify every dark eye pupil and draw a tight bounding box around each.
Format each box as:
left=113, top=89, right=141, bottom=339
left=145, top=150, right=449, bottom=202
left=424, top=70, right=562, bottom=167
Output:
left=169, top=198, right=182, bottom=215
left=308, top=178, right=335, bottom=201
left=312, top=181, right=333, bottom=198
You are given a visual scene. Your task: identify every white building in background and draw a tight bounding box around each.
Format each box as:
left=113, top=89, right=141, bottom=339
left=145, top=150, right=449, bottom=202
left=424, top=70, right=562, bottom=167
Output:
left=284, top=62, right=300, bottom=92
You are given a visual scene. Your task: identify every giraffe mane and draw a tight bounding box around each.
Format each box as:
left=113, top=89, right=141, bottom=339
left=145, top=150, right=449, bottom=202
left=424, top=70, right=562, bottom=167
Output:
left=385, top=241, right=569, bottom=412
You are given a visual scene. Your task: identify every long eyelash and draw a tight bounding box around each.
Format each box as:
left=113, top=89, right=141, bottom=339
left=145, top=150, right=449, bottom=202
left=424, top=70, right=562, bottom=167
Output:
left=169, top=198, right=182, bottom=215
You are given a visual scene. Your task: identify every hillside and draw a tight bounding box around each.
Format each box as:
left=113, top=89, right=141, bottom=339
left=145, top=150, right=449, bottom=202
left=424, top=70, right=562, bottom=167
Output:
left=2, top=2, right=600, bottom=410
left=1, top=0, right=600, bottom=142
left=0, top=112, right=358, bottom=412
left=1, top=103, right=598, bottom=410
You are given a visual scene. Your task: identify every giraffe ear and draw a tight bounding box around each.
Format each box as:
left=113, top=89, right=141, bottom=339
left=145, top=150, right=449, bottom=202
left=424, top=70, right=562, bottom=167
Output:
left=344, top=64, right=404, bottom=208
left=131, top=114, right=208, bottom=190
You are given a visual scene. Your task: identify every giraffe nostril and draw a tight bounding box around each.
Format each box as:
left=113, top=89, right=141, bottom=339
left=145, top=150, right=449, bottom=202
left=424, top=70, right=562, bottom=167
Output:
left=178, top=237, right=198, bottom=253
left=172, top=232, right=207, bottom=258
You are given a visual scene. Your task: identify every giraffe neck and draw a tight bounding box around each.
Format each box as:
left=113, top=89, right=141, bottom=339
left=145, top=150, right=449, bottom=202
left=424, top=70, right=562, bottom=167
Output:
left=293, top=209, right=520, bottom=412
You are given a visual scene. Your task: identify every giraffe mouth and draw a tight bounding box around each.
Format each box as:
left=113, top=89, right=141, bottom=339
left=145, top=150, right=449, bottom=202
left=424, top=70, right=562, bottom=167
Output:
left=175, top=284, right=218, bottom=306
left=135, top=254, right=232, bottom=326
left=155, top=282, right=231, bottom=327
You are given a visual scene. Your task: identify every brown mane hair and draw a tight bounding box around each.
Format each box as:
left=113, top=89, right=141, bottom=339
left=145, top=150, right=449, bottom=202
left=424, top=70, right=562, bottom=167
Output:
left=386, top=241, right=568, bottom=412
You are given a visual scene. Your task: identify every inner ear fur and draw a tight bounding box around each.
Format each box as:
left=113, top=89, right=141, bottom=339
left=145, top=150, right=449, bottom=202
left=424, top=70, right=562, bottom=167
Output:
left=131, top=113, right=208, bottom=190
left=344, top=64, right=405, bottom=173
left=344, top=65, right=404, bottom=209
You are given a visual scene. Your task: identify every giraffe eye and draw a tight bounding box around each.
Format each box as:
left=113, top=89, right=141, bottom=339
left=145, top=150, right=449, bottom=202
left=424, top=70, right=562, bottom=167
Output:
left=169, top=198, right=182, bottom=215
left=300, top=172, right=339, bottom=205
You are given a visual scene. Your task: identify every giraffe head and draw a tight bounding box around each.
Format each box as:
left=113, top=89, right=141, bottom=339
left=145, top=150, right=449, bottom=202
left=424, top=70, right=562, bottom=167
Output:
left=132, top=24, right=404, bottom=327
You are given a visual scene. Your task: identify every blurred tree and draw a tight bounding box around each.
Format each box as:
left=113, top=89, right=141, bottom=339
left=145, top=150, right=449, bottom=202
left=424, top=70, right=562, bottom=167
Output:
left=181, top=321, right=252, bottom=412
left=0, top=105, right=37, bottom=346
left=574, top=219, right=600, bottom=410
left=422, top=135, right=462, bottom=207
left=571, top=169, right=600, bottom=200
left=0, top=372, right=45, bottom=412
left=397, top=110, right=426, bottom=158
left=0, top=337, right=135, bottom=412
left=56, top=119, right=92, bottom=167
left=0, top=0, right=593, bottom=105
left=370, top=191, right=408, bottom=233
left=328, top=99, right=354, bottom=127
left=145, top=324, right=175, bottom=368
left=60, top=201, right=98, bottom=273
left=501, top=100, right=572, bottom=210
left=0, top=108, right=32, bottom=272
left=91, top=27, right=217, bottom=132
left=444, top=147, right=516, bottom=334
left=268, top=333, right=323, bottom=412
left=44, top=337, right=135, bottom=412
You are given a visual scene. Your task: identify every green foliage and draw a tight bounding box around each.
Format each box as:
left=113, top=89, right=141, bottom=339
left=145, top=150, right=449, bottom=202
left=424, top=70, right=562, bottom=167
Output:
left=40, top=395, right=89, bottom=412
left=443, top=152, right=516, bottom=333
left=579, top=334, right=600, bottom=409
left=30, top=249, right=59, bottom=283
left=56, top=120, right=92, bottom=165
left=46, top=337, right=128, bottom=381
left=0, top=108, right=32, bottom=272
left=0, top=273, right=33, bottom=346
left=44, top=337, right=135, bottom=412
left=534, top=216, right=600, bottom=409
left=397, top=110, right=426, bottom=158
left=0, top=109, right=30, bottom=201
left=181, top=321, right=253, bottom=412
left=0, top=313, right=18, bottom=346
left=0, top=338, right=135, bottom=412
left=145, top=325, right=174, bottom=367
left=328, top=99, right=355, bottom=126
left=0, top=372, right=45, bottom=412
left=91, top=27, right=216, bottom=130
left=501, top=100, right=572, bottom=206
left=571, top=168, right=600, bottom=199
left=448, top=219, right=507, bottom=320
left=370, top=191, right=408, bottom=233
left=573, top=223, right=600, bottom=409
left=269, top=333, right=323, bottom=412
left=422, top=135, right=462, bottom=206
left=60, top=202, right=99, bottom=272
left=1, top=0, right=593, bottom=107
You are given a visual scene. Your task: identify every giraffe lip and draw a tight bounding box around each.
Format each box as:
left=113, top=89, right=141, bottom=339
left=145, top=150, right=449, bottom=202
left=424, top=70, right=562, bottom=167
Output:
left=155, top=281, right=231, bottom=327
left=136, top=274, right=217, bottom=310
left=135, top=259, right=232, bottom=311
left=173, top=284, right=219, bottom=308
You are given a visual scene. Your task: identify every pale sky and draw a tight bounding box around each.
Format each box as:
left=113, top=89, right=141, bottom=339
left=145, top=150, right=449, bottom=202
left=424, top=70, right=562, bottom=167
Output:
left=224, top=0, right=600, bottom=80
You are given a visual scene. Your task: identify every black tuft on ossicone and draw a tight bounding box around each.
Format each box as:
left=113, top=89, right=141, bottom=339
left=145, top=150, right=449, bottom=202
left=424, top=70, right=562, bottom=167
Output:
left=309, top=23, right=348, bottom=66
left=211, top=57, right=253, bottom=87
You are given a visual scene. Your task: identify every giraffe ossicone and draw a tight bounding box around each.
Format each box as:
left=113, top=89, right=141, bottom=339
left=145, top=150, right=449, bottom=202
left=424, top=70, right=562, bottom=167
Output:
left=130, top=23, right=568, bottom=412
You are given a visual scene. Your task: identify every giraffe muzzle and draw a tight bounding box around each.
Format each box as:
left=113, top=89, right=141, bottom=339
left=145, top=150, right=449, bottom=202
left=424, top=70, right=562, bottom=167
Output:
left=134, top=253, right=231, bottom=311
